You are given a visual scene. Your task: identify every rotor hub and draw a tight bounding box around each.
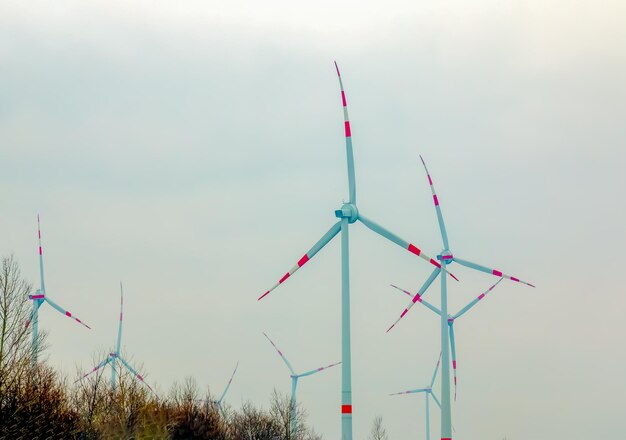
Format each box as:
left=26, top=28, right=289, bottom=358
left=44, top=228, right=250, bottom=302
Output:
left=437, top=250, right=453, bottom=264
left=334, top=203, right=358, bottom=223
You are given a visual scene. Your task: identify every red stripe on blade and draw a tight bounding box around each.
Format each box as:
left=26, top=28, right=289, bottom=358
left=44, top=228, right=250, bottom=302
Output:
left=344, top=121, right=351, bottom=137
left=492, top=269, right=503, bottom=277
left=298, top=254, right=309, bottom=267
left=429, top=258, right=442, bottom=268
left=407, top=244, right=421, bottom=256
left=279, top=273, right=290, bottom=283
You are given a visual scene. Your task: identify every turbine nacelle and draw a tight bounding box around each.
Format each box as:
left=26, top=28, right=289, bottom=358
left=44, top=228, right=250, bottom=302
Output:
left=29, top=292, right=45, bottom=301
left=437, top=252, right=454, bottom=263
left=334, top=203, right=358, bottom=223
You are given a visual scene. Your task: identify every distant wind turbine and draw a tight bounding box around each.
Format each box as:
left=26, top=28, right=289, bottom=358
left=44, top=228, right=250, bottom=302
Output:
left=257, top=63, right=457, bottom=440
left=26, top=215, right=91, bottom=365
left=76, top=283, right=153, bottom=393
left=263, top=332, right=340, bottom=436
left=390, top=278, right=503, bottom=400
left=199, top=362, right=239, bottom=416
left=390, top=354, right=443, bottom=440
left=387, top=156, right=534, bottom=440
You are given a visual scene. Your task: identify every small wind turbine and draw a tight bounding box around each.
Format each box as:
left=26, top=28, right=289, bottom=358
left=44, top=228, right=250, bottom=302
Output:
left=390, top=279, right=503, bottom=399
left=263, top=332, right=340, bottom=436
left=258, top=63, right=457, bottom=440
left=200, top=362, right=239, bottom=416
left=390, top=354, right=443, bottom=440
left=387, top=156, right=534, bottom=440
left=76, top=283, right=153, bottom=392
left=26, top=215, right=91, bottom=365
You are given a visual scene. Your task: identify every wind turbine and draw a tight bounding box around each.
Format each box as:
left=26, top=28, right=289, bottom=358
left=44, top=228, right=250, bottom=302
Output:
left=257, top=63, right=457, bottom=440
left=26, top=215, right=91, bottom=365
left=390, top=278, right=503, bottom=400
left=387, top=156, right=534, bottom=440
left=203, top=361, right=239, bottom=416
left=263, top=332, right=340, bottom=436
left=390, top=354, right=443, bottom=440
left=76, top=283, right=153, bottom=392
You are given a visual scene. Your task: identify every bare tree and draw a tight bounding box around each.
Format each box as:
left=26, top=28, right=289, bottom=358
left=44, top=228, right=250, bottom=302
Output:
left=228, top=400, right=282, bottom=440
left=0, top=255, right=45, bottom=405
left=369, top=415, right=388, bottom=440
left=268, top=390, right=323, bottom=440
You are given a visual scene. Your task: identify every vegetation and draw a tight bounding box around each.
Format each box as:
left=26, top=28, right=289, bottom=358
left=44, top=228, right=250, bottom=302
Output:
left=0, top=255, right=323, bottom=439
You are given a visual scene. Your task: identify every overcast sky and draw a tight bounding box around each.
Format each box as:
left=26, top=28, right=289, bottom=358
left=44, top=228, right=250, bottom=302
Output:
left=1, top=1, right=625, bottom=439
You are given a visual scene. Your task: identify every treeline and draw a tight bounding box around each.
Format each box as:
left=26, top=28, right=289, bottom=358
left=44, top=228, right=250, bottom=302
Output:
left=0, top=255, right=323, bottom=440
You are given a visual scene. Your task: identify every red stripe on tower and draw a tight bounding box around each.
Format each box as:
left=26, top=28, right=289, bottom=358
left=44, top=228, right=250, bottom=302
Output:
left=298, top=254, right=309, bottom=267
left=344, top=121, right=351, bottom=137
left=407, top=244, right=421, bottom=256
left=341, top=405, right=352, bottom=414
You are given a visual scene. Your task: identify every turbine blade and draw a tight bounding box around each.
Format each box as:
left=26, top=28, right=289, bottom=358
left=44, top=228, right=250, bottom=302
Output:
left=453, top=278, right=504, bottom=320
left=258, top=222, right=341, bottom=301
left=419, top=155, right=450, bottom=249
left=217, top=361, right=239, bottom=404
left=25, top=299, right=43, bottom=329
left=116, top=282, right=124, bottom=354
left=357, top=214, right=458, bottom=281
left=117, top=356, right=154, bottom=393
left=386, top=268, right=441, bottom=332
left=44, top=296, right=91, bottom=329
left=389, top=284, right=442, bottom=315
left=334, top=61, right=356, bottom=204
left=389, top=388, right=428, bottom=396
left=297, top=361, right=341, bottom=378
left=453, top=257, right=534, bottom=287
left=75, top=357, right=111, bottom=383
left=449, top=321, right=458, bottom=401
left=37, top=215, right=46, bottom=293
left=430, top=391, right=442, bottom=409
left=262, top=332, right=296, bottom=375
left=430, top=351, right=442, bottom=389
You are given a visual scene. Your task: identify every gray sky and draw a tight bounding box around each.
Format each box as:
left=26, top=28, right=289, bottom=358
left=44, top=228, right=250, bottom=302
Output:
left=1, top=1, right=625, bottom=438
